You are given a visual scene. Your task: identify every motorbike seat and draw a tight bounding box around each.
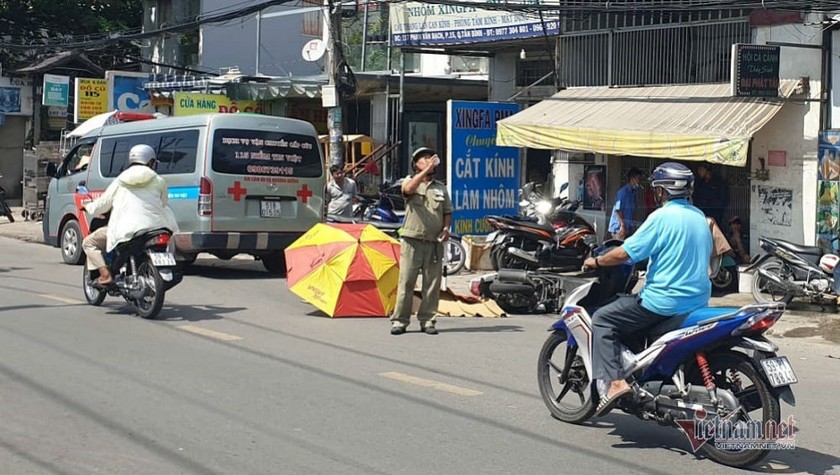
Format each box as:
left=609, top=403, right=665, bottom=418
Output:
left=770, top=238, right=823, bottom=256
left=645, top=306, right=740, bottom=339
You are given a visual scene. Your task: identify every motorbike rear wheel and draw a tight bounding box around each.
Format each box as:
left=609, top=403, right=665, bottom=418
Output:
left=135, top=260, right=165, bottom=319
left=537, top=331, right=597, bottom=424
left=81, top=266, right=106, bottom=306
left=689, top=351, right=781, bottom=468
left=751, top=260, right=794, bottom=305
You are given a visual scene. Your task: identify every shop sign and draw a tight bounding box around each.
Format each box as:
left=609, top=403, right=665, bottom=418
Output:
left=731, top=44, right=780, bottom=97
left=390, top=2, right=559, bottom=46
left=447, top=100, right=520, bottom=235
left=174, top=92, right=262, bottom=116
left=74, top=78, right=108, bottom=122
left=43, top=74, right=70, bottom=107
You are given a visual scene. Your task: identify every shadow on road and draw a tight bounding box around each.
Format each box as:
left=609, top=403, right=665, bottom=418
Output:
left=0, top=266, right=32, bottom=273
left=182, top=262, right=280, bottom=281
left=604, top=414, right=839, bottom=474
left=438, top=324, right=524, bottom=333
left=104, top=303, right=247, bottom=322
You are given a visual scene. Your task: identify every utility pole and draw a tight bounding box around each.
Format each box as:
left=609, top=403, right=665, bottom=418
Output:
left=325, top=0, right=344, bottom=168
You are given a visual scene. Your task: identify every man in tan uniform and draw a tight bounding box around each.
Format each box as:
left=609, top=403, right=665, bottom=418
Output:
left=391, top=147, right=454, bottom=335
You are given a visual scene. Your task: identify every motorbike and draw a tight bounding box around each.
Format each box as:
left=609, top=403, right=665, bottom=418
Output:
left=0, top=173, right=15, bottom=223
left=485, top=210, right=597, bottom=271
left=746, top=236, right=840, bottom=305
left=485, top=183, right=583, bottom=270
left=470, top=238, right=610, bottom=314
left=538, top=245, right=796, bottom=468
left=79, top=188, right=181, bottom=320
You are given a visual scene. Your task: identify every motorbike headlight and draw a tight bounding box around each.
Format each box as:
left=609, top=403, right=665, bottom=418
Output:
left=537, top=201, right=552, bottom=215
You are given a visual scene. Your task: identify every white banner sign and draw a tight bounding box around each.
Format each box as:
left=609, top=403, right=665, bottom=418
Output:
left=390, top=2, right=560, bottom=46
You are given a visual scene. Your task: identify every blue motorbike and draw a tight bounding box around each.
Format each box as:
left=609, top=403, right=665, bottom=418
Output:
left=538, top=244, right=796, bottom=468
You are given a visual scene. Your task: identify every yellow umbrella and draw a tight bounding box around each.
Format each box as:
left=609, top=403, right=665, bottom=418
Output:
left=285, top=223, right=401, bottom=317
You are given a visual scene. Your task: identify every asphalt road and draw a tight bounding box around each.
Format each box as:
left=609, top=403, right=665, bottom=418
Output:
left=0, top=237, right=838, bottom=474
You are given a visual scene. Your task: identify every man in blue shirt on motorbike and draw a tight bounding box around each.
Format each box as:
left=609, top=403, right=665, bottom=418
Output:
left=582, top=162, right=712, bottom=417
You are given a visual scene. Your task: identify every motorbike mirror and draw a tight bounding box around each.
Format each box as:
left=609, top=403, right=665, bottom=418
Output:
left=559, top=182, right=569, bottom=193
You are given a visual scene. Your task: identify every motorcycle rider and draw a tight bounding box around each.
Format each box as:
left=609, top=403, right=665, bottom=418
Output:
left=82, top=144, right=178, bottom=286
left=582, top=162, right=712, bottom=417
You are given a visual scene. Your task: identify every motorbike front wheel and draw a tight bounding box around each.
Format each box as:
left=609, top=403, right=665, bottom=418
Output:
left=135, top=260, right=165, bottom=319
left=537, top=331, right=597, bottom=424
left=751, top=260, right=795, bottom=305
left=81, top=266, right=106, bottom=306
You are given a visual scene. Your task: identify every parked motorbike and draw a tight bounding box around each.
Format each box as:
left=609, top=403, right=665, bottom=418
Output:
left=746, top=236, right=840, bottom=305
left=538, top=245, right=796, bottom=468
left=485, top=210, right=597, bottom=271
left=0, top=173, right=15, bottom=223
left=485, top=183, right=582, bottom=270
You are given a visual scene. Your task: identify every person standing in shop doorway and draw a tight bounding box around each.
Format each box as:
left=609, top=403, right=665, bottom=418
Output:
left=607, top=167, right=643, bottom=240
left=693, top=164, right=729, bottom=224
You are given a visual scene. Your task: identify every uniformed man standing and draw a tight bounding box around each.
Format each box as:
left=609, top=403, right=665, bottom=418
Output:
left=390, top=147, right=454, bottom=335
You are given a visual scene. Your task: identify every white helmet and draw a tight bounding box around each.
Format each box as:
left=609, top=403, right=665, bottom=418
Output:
left=128, top=144, right=157, bottom=166
left=819, top=254, right=839, bottom=273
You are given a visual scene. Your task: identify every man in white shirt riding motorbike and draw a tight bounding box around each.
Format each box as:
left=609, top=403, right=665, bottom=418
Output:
left=82, top=144, right=179, bottom=286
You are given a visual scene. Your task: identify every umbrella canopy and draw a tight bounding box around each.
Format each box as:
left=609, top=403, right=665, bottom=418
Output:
left=285, top=223, right=401, bottom=317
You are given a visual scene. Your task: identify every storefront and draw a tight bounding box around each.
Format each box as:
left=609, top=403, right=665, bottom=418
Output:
left=496, top=79, right=817, bottom=253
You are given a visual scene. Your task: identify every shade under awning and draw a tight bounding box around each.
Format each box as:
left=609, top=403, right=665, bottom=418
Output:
left=497, top=80, right=798, bottom=167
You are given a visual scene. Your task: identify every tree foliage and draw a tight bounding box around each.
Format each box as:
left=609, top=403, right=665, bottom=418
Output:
left=0, top=0, right=144, bottom=71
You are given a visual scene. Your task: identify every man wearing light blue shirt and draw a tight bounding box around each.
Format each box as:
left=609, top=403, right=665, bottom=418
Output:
left=582, top=162, right=712, bottom=417
left=608, top=167, right=643, bottom=239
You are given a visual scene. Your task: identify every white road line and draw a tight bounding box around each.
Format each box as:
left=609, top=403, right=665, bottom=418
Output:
left=177, top=325, right=243, bottom=341
left=379, top=371, right=483, bottom=396
left=38, top=294, right=85, bottom=305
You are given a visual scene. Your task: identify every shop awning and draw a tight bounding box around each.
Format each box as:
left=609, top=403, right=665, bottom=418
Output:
left=497, top=80, right=798, bottom=167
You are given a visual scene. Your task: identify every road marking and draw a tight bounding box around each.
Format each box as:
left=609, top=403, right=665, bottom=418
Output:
left=177, top=325, right=243, bottom=341
left=38, top=294, right=85, bottom=305
left=379, top=371, right=483, bottom=396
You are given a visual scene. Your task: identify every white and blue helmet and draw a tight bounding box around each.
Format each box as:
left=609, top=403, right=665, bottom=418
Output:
left=649, top=162, right=694, bottom=199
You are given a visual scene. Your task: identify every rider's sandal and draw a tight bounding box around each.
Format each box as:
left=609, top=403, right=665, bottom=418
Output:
left=594, top=386, right=632, bottom=418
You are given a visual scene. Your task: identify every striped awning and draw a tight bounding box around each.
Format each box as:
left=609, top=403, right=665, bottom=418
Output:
left=496, top=80, right=799, bottom=167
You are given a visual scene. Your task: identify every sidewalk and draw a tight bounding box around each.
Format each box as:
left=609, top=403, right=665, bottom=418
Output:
left=0, top=207, right=45, bottom=244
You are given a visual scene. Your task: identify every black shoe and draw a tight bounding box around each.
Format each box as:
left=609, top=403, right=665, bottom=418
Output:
left=390, top=325, right=405, bottom=335
left=422, top=325, right=438, bottom=335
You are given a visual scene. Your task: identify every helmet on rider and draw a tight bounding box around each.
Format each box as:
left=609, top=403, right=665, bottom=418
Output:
left=649, top=162, right=694, bottom=203
left=128, top=144, right=157, bottom=168
left=411, top=147, right=436, bottom=162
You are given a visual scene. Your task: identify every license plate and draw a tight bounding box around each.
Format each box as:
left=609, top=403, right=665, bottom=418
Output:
left=148, top=251, right=176, bottom=267
left=761, top=356, right=798, bottom=387
left=260, top=200, right=282, bottom=218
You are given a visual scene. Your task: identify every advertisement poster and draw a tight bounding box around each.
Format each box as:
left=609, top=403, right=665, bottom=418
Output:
left=446, top=100, right=520, bottom=235
left=817, top=131, right=840, bottom=251
left=0, top=86, right=22, bottom=114
left=583, top=165, right=606, bottom=211
left=74, top=78, right=108, bottom=122
left=106, top=71, right=154, bottom=114
left=43, top=74, right=70, bottom=107
left=758, top=186, right=793, bottom=227
left=174, top=92, right=262, bottom=116
left=390, top=2, right=560, bottom=46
